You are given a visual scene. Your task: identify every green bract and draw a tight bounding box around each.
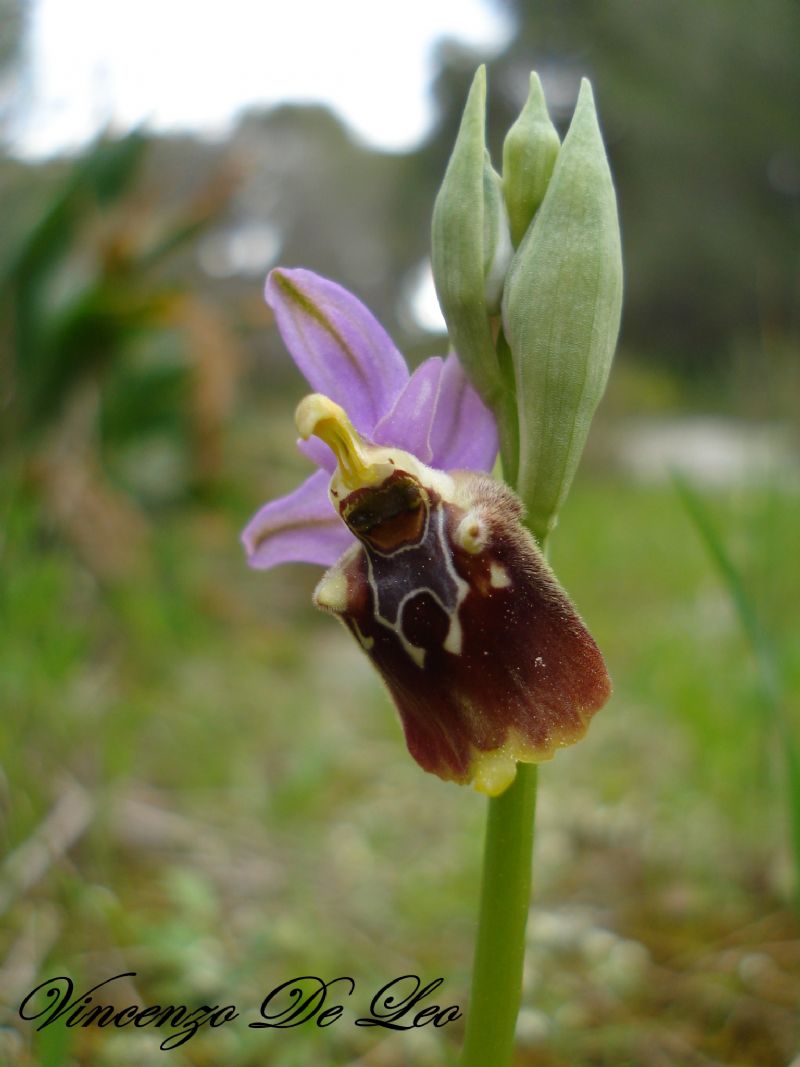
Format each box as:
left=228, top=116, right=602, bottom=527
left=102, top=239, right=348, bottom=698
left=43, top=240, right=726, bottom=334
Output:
left=431, top=66, right=504, bottom=408
left=502, top=79, right=623, bottom=543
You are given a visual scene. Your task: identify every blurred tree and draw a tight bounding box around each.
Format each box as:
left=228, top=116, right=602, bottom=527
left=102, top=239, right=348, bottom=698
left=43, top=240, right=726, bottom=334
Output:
left=4, top=0, right=794, bottom=430
left=229, top=106, right=421, bottom=343
left=0, top=132, right=239, bottom=577
left=0, top=0, right=24, bottom=133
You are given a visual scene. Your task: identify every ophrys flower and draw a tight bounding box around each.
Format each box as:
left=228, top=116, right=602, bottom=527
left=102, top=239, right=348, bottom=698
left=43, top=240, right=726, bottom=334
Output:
left=243, top=268, right=610, bottom=795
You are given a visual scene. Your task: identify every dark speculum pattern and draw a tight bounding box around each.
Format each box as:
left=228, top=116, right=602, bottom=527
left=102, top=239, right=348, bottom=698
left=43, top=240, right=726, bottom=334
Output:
left=327, top=470, right=610, bottom=788
left=342, top=472, right=428, bottom=552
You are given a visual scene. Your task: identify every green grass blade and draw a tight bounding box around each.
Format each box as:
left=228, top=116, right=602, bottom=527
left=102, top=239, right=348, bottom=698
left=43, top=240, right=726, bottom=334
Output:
left=674, top=472, right=800, bottom=913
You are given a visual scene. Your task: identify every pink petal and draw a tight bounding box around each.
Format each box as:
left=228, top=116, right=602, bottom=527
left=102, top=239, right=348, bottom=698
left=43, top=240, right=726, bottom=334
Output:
left=371, top=357, right=445, bottom=464
left=296, top=435, right=337, bottom=472
left=242, top=469, right=355, bottom=569
left=429, top=353, right=498, bottom=472
left=266, top=268, right=408, bottom=433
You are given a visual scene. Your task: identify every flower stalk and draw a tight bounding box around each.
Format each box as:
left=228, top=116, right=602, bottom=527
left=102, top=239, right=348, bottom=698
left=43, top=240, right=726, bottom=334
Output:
left=431, top=71, right=622, bottom=1065
left=243, top=61, right=621, bottom=1067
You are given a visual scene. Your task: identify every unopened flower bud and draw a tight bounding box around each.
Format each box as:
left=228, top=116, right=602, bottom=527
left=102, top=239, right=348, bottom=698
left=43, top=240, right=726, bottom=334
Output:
left=502, top=72, right=561, bottom=247
left=502, top=79, right=623, bottom=544
left=431, top=66, right=502, bottom=407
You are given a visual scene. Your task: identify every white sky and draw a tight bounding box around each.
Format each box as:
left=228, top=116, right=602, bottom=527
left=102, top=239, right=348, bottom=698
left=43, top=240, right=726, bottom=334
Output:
left=11, top=0, right=513, bottom=158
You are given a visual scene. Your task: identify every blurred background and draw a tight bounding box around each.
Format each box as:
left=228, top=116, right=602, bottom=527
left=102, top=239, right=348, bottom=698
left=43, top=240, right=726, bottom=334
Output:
left=1, top=1, right=798, bottom=1064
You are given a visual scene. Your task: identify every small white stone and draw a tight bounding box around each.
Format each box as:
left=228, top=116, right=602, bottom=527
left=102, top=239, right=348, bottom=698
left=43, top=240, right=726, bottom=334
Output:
left=594, top=939, right=650, bottom=993
left=516, top=1007, right=551, bottom=1046
left=738, top=951, right=773, bottom=987
left=581, top=926, right=618, bottom=962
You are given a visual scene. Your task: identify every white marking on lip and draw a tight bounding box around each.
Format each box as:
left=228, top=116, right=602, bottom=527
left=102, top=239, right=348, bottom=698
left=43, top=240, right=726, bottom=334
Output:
left=490, top=563, right=511, bottom=589
left=455, top=510, right=488, bottom=554
left=364, top=500, right=470, bottom=667
left=351, top=619, right=374, bottom=651
left=443, top=612, right=463, bottom=655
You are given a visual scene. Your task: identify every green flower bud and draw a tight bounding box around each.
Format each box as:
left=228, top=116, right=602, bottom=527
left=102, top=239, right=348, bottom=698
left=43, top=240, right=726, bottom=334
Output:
left=431, top=65, right=502, bottom=407
left=482, top=154, right=513, bottom=315
left=502, top=79, right=623, bottom=544
left=502, top=72, right=561, bottom=247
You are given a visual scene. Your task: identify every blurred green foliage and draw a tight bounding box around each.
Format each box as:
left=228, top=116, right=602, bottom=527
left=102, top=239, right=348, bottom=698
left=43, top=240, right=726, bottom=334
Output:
left=1, top=457, right=798, bottom=1065
left=5, top=1, right=795, bottom=403
left=676, top=474, right=800, bottom=915
left=4, top=133, right=151, bottom=433
left=0, top=131, right=227, bottom=459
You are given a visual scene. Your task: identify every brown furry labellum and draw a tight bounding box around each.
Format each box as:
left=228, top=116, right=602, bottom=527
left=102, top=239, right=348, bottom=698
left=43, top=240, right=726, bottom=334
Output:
left=297, top=394, right=611, bottom=796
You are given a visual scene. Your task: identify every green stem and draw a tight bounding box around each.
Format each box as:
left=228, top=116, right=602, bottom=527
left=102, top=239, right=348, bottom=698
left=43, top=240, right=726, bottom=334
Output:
left=460, top=763, right=539, bottom=1067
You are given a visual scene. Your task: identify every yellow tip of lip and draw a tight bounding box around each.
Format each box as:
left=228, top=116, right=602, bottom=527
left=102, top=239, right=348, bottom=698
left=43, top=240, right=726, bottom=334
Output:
left=471, top=748, right=519, bottom=797
left=295, top=393, right=375, bottom=488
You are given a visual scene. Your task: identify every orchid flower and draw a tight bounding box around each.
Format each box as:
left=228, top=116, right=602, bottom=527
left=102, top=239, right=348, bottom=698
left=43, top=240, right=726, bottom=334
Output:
left=242, top=268, right=498, bottom=571
left=242, top=268, right=609, bottom=797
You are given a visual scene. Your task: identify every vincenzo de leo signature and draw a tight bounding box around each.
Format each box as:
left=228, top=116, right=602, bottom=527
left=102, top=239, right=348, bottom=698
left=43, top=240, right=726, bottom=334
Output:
left=18, top=971, right=462, bottom=1050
